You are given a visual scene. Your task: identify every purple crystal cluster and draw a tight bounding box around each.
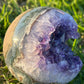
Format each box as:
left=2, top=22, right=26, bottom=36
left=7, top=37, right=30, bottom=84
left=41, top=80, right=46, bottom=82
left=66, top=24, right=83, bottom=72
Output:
left=42, top=22, right=81, bottom=71
left=14, top=8, right=82, bottom=84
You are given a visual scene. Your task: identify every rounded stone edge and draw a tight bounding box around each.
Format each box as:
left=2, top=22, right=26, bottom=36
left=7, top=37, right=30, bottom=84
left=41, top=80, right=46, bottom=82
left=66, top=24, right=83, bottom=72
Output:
left=3, top=9, right=31, bottom=58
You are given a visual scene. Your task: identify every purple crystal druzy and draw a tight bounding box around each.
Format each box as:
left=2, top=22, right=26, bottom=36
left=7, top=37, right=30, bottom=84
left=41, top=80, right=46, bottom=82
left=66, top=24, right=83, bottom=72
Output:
left=14, top=9, right=82, bottom=83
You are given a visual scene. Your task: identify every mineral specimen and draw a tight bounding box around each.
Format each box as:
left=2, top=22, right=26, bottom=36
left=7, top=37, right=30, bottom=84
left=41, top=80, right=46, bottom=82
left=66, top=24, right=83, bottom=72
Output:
left=3, top=7, right=83, bottom=84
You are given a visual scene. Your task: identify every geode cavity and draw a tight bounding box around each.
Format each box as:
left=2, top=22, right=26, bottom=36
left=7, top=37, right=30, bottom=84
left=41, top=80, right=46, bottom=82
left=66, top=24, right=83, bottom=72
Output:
left=3, top=7, right=82, bottom=84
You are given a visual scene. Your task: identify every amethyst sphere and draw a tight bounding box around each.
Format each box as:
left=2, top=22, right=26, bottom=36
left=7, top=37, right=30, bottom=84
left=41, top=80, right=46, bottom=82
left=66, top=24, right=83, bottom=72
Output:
left=3, top=7, right=82, bottom=84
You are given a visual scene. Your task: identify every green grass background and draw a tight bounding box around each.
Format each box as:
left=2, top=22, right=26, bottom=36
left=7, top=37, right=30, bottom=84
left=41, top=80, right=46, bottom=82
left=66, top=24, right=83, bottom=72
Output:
left=0, top=0, right=84, bottom=84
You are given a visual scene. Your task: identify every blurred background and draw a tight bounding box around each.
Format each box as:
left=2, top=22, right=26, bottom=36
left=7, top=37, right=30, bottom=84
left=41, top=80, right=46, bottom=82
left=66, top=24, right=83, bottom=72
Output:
left=0, top=0, right=84, bottom=84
